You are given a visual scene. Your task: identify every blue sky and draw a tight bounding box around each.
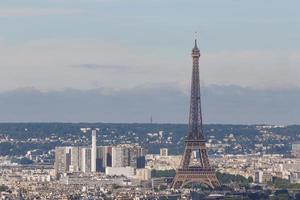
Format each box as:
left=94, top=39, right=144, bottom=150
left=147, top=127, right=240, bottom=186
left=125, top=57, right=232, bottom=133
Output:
left=0, top=0, right=299, bottom=91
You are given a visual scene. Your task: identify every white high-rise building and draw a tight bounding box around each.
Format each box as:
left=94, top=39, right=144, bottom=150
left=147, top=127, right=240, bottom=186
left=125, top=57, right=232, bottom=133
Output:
left=81, top=147, right=91, bottom=173
left=54, top=147, right=67, bottom=175
left=91, top=130, right=97, bottom=172
left=70, top=147, right=80, bottom=172
left=54, top=146, right=80, bottom=174
left=112, top=147, right=125, bottom=167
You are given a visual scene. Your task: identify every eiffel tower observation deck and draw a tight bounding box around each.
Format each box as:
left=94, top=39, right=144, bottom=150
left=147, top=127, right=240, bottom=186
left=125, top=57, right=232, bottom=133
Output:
left=171, top=40, right=220, bottom=189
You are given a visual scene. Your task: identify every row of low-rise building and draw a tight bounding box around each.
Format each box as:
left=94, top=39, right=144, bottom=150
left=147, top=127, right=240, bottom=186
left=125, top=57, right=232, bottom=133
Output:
left=212, top=153, right=300, bottom=185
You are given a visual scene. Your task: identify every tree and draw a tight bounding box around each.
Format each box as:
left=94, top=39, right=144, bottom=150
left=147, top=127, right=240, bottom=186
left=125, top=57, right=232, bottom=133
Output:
left=0, top=185, right=8, bottom=192
left=248, top=176, right=253, bottom=183
left=151, top=169, right=175, bottom=178
left=295, top=193, right=300, bottom=200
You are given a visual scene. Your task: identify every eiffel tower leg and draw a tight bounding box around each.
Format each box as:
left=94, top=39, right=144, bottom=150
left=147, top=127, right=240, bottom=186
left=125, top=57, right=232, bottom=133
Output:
left=171, top=171, right=220, bottom=189
left=171, top=176, right=183, bottom=189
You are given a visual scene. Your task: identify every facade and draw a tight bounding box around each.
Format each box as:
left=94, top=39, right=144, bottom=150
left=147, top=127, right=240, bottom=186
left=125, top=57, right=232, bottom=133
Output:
left=160, top=148, right=168, bottom=157
left=112, top=146, right=128, bottom=167
left=292, top=142, right=300, bottom=158
left=54, top=146, right=80, bottom=174
left=136, top=147, right=146, bottom=168
left=136, top=168, right=151, bottom=181
left=106, top=146, right=113, bottom=167
left=55, top=146, right=88, bottom=174
left=105, top=166, right=135, bottom=178
left=81, top=147, right=92, bottom=173
left=91, top=130, right=97, bottom=172
left=96, top=146, right=111, bottom=172
left=254, top=171, right=263, bottom=183
left=70, top=147, right=80, bottom=172
left=112, top=144, right=145, bottom=168
left=54, top=147, right=67, bottom=175
left=290, top=171, right=300, bottom=183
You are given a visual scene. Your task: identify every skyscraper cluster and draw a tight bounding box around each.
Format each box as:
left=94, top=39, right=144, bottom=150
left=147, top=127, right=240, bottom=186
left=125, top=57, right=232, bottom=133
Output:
left=54, top=130, right=145, bottom=177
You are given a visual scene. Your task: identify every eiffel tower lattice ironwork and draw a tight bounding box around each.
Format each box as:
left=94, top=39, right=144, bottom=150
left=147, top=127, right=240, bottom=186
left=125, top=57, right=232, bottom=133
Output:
left=171, top=40, right=220, bottom=189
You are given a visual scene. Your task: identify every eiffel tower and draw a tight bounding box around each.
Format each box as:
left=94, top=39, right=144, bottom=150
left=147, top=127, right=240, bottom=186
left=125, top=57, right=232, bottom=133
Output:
left=171, top=40, right=220, bottom=189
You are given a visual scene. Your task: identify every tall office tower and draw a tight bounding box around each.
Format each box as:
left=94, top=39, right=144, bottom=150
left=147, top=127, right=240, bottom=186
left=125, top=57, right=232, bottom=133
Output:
left=80, top=147, right=92, bottom=173
left=54, top=146, right=81, bottom=175
left=54, top=147, right=67, bottom=175
left=112, top=146, right=127, bottom=167
left=91, top=130, right=97, bottom=172
left=171, top=40, right=219, bottom=189
left=112, top=144, right=145, bottom=168
left=136, top=146, right=146, bottom=168
left=106, top=146, right=113, bottom=167
left=131, top=146, right=145, bottom=168
left=96, top=146, right=109, bottom=172
left=69, top=147, right=80, bottom=172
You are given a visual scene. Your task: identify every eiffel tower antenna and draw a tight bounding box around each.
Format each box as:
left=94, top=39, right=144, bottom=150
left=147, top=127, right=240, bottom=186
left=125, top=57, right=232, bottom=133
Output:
left=171, top=39, right=219, bottom=189
left=194, top=31, right=198, bottom=40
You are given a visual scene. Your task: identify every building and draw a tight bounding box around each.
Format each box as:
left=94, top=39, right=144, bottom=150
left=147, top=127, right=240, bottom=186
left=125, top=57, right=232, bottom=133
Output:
left=96, top=146, right=111, bottom=172
left=136, top=168, right=151, bottom=181
left=112, top=144, right=145, bottom=168
left=136, top=146, right=146, bottom=168
left=91, top=130, right=97, bottom=172
left=262, top=172, right=272, bottom=184
left=69, top=146, right=80, bottom=172
left=81, top=147, right=92, bottom=173
left=55, top=146, right=111, bottom=174
left=25, top=149, right=43, bottom=161
left=54, top=146, right=81, bottom=175
left=290, top=171, right=300, bottom=183
left=105, top=166, right=135, bottom=178
left=106, top=146, right=113, bottom=167
left=54, top=143, right=146, bottom=175
left=254, top=171, right=263, bottom=183
left=60, top=173, right=97, bottom=186
left=160, top=148, right=168, bottom=157
left=292, top=142, right=300, bottom=158
left=112, top=146, right=127, bottom=167
left=54, top=147, right=67, bottom=175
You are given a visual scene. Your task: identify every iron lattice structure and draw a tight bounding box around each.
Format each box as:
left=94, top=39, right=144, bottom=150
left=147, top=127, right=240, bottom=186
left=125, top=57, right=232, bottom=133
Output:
left=171, top=40, right=220, bottom=189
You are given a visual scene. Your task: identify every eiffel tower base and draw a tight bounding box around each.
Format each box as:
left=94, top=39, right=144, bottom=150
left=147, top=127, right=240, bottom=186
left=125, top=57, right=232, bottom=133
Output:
left=171, top=168, right=220, bottom=189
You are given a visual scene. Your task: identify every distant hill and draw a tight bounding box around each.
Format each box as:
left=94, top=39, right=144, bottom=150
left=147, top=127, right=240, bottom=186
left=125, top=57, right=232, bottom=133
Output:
left=0, top=123, right=299, bottom=155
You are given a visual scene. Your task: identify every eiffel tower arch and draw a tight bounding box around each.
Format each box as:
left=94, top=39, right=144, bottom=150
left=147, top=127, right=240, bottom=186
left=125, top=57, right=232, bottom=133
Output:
left=171, top=40, right=220, bottom=189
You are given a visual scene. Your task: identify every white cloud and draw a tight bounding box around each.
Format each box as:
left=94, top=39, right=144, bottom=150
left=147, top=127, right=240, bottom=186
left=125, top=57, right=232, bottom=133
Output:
left=0, top=39, right=174, bottom=91
left=201, top=50, right=300, bottom=89
left=0, top=38, right=300, bottom=92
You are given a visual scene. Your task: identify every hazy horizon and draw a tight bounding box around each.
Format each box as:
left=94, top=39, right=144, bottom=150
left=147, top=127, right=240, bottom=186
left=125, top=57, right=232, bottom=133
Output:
left=0, top=84, right=299, bottom=125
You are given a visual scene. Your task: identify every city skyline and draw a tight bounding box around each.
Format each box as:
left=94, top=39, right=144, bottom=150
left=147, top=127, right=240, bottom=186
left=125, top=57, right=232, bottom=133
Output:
left=1, top=1, right=300, bottom=199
